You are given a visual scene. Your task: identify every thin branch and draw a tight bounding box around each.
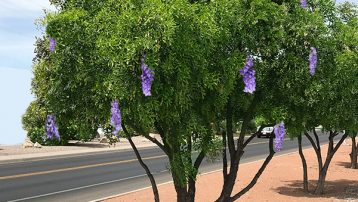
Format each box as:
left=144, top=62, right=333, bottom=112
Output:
left=305, top=131, right=323, bottom=170
left=187, top=135, right=193, bottom=167
left=298, top=134, right=309, bottom=192
left=236, top=95, right=258, bottom=149
left=243, top=123, right=275, bottom=148
left=332, top=132, right=349, bottom=154
left=222, top=130, right=228, bottom=182
left=194, top=150, right=205, bottom=170
left=143, top=133, right=169, bottom=156
left=122, top=123, right=160, bottom=202
left=304, top=131, right=319, bottom=152
left=328, top=131, right=335, bottom=155
left=313, top=129, right=321, bottom=152
left=226, top=99, right=236, bottom=159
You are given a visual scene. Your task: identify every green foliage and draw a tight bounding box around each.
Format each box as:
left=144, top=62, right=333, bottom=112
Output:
left=27, top=127, right=46, bottom=144
left=22, top=101, right=46, bottom=133
left=27, top=0, right=358, bottom=199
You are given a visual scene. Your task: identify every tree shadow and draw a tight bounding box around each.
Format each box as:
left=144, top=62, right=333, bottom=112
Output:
left=336, top=161, right=351, bottom=168
left=273, top=180, right=358, bottom=201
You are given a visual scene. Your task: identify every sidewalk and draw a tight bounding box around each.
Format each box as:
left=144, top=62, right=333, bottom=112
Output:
left=103, top=141, right=358, bottom=202
left=0, top=136, right=158, bottom=163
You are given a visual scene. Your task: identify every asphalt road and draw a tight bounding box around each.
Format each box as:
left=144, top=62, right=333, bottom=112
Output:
left=0, top=133, right=342, bottom=202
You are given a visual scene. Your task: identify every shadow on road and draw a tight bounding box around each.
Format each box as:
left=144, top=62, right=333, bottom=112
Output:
left=273, top=180, right=358, bottom=201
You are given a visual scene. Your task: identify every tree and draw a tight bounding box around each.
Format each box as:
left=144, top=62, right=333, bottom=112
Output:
left=213, top=0, right=330, bottom=200
left=283, top=1, right=358, bottom=194
left=335, top=2, right=358, bottom=169
left=28, top=0, right=357, bottom=201
left=44, top=0, right=237, bottom=201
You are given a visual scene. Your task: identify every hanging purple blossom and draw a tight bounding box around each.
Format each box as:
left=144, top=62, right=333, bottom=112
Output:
left=309, top=47, right=317, bottom=76
left=274, top=121, right=285, bottom=151
left=300, top=0, right=307, bottom=8
left=240, top=55, right=256, bottom=94
left=110, top=100, right=122, bottom=135
left=140, top=55, right=154, bottom=96
left=45, top=115, right=60, bottom=140
left=49, top=37, right=56, bottom=52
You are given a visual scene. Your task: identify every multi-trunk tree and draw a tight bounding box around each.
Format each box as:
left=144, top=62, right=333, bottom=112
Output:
left=282, top=1, right=358, bottom=194
left=25, top=0, right=358, bottom=201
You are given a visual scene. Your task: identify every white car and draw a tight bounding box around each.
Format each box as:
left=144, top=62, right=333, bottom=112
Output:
left=257, top=127, right=274, bottom=138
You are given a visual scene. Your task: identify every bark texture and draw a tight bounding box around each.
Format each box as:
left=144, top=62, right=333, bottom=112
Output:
left=298, top=134, right=309, bottom=192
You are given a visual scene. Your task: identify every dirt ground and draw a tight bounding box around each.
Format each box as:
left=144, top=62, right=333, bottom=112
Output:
left=105, top=139, right=358, bottom=202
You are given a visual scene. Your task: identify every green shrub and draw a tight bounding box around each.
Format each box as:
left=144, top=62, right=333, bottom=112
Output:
left=27, top=127, right=46, bottom=144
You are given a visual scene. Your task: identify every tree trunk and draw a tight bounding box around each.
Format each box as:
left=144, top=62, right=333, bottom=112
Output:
left=298, top=134, right=309, bottom=192
left=186, top=178, right=196, bottom=202
left=314, top=132, right=348, bottom=195
left=122, top=124, right=160, bottom=202
left=216, top=99, right=240, bottom=202
left=174, top=184, right=187, bottom=202
left=230, top=133, right=276, bottom=201
left=170, top=154, right=188, bottom=202
left=350, top=135, right=357, bottom=169
left=216, top=156, right=241, bottom=202
left=304, top=132, right=323, bottom=171
left=314, top=166, right=328, bottom=195
left=222, top=130, right=228, bottom=183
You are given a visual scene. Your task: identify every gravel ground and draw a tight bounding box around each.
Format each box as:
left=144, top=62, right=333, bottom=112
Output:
left=105, top=141, right=358, bottom=202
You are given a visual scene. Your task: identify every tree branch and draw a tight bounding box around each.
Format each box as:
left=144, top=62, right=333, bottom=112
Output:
left=305, top=131, right=323, bottom=170
left=237, top=95, right=258, bottom=149
left=194, top=150, right=205, bottom=170
left=313, top=129, right=321, bottom=152
left=226, top=99, right=236, bottom=159
left=298, top=134, right=309, bottom=192
left=222, top=130, right=228, bottom=182
left=143, top=133, right=169, bottom=156
left=230, top=132, right=275, bottom=201
left=243, top=123, right=275, bottom=148
left=122, top=123, right=160, bottom=202
left=332, top=132, right=348, bottom=154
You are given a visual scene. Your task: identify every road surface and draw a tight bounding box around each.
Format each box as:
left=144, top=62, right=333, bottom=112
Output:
left=0, top=133, right=342, bottom=202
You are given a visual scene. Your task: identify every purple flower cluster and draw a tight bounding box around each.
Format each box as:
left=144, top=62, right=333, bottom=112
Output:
left=300, top=0, right=307, bottom=8
left=274, top=121, right=285, bottom=151
left=140, top=56, right=154, bottom=96
left=46, top=115, right=60, bottom=140
left=240, top=55, right=256, bottom=94
left=49, top=37, right=56, bottom=52
left=309, top=47, right=317, bottom=76
left=110, top=100, right=122, bottom=135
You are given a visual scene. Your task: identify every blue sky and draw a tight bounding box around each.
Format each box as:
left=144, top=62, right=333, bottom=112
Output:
left=0, top=0, right=54, bottom=145
left=0, top=0, right=357, bottom=145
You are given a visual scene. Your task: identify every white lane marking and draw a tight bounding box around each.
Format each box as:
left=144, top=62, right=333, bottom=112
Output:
left=7, top=173, right=149, bottom=202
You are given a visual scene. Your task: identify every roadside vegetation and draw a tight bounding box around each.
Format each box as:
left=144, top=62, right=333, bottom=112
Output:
left=23, top=0, right=357, bottom=201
